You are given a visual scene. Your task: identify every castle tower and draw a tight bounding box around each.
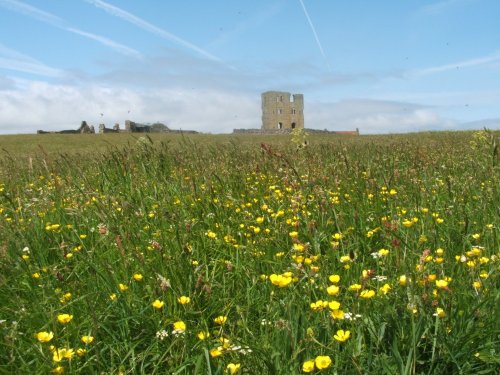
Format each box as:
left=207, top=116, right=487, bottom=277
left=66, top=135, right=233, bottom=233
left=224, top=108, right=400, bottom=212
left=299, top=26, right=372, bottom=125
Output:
left=261, top=91, right=304, bottom=131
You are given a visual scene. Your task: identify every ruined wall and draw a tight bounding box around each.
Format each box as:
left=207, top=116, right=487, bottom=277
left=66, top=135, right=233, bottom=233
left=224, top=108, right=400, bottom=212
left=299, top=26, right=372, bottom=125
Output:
left=261, top=91, right=304, bottom=131
left=233, top=128, right=360, bottom=135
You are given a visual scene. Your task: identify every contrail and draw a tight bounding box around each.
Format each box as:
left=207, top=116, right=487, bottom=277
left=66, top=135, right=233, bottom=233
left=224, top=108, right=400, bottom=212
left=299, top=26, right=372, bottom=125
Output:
left=85, top=0, right=222, bottom=63
left=0, top=43, right=63, bottom=77
left=414, top=50, right=500, bottom=76
left=0, top=0, right=64, bottom=26
left=0, top=0, right=142, bottom=59
left=297, top=0, right=331, bottom=72
left=66, top=28, right=142, bottom=58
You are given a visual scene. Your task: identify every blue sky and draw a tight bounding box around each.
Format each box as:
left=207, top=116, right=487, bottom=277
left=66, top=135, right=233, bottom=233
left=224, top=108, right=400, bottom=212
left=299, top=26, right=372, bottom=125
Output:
left=1, top=0, right=499, bottom=134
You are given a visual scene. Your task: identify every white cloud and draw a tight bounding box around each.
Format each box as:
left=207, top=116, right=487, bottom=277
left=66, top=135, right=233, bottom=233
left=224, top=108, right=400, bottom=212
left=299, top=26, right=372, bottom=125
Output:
left=0, top=75, right=15, bottom=90
left=306, top=99, right=456, bottom=134
left=0, top=80, right=259, bottom=134
left=0, top=77, right=464, bottom=135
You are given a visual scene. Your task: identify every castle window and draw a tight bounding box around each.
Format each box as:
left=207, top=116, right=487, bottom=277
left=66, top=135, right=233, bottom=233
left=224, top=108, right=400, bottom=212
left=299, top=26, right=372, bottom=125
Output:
left=277, top=122, right=283, bottom=129
left=291, top=108, right=296, bottom=115
left=291, top=122, right=296, bottom=129
left=277, top=109, right=282, bottom=115
left=290, top=95, right=295, bottom=103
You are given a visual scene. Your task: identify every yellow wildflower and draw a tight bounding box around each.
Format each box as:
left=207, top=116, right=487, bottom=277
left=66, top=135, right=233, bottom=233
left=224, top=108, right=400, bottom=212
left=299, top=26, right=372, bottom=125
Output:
left=378, top=248, right=389, bottom=256
left=52, top=366, right=64, bottom=374
left=434, top=307, right=446, bottom=318
left=209, top=347, right=223, bottom=358
left=348, top=284, right=362, bottom=291
left=152, top=299, right=165, bottom=309
left=52, top=348, right=74, bottom=362
left=310, top=300, right=328, bottom=311
left=269, top=273, right=292, bottom=288
left=333, top=329, right=351, bottom=342
left=340, top=255, right=351, bottom=263
left=328, top=300, right=341, bottom=310
left=326, top=285, right=340, bottom=296
left=399, top=275, right=407, bottom=286
left=81, top=336, right=94, bottom=344
left=435, top=279, right=448, bottom=289
left=226, top=363, right=241, bottom=374
left=332, top=233, right=342, bottom=240
left=214, top=316, right=227, bottom=325
left=197, top=331, right=210, bottom=340
left=379, top=283, right=391, bottom=295
left=479, top=271, right=489, bottom=279
left=177, top=296, right=191, bottom=305
left=57, top=314, right=73, bottom=324
left=402, top=219, right=414, bottom=228
left=329, top=274, right=340, bottom=283
left=360, top=290, right=376, bottom=298
left=118, top=283, right=128, bottom=292
left=315, top=355, right=332, bottom=370
left=330, top=309, right=345, bottom=320
left=173, top=321, right=186, bottom=333
left=293, top=243, right=305, bottom=252
left=206, top=230, right=217, bottom=239
left=36, top=331, right=54, bottom=343
left=302, top=360, right=315, bottom=373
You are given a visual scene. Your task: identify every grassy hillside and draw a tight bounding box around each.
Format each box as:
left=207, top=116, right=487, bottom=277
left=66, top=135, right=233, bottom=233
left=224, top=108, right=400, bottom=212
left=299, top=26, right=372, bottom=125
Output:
left=0, top=130, right=498, bottom=374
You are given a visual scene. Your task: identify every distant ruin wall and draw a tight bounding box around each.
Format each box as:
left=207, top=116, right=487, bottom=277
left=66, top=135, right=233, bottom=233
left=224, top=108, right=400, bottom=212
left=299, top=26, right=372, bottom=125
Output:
left=233, top=128, right=294, bottom=134
left=233, top=128, right=359, bottom=135
left=37, top=121, right=95, bottom=134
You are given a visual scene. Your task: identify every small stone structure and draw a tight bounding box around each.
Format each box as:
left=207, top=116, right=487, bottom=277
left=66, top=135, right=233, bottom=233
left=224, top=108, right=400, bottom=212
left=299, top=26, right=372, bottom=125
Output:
left=98, top=123, right=120, bottom=133
left=125, top=120, right=152, bottom=133
left=261, top=91, right=304, bottom=131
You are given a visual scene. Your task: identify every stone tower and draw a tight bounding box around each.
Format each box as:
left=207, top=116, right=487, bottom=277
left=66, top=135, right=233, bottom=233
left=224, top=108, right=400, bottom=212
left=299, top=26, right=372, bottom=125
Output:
left=261, top=91, right=304, bottom=131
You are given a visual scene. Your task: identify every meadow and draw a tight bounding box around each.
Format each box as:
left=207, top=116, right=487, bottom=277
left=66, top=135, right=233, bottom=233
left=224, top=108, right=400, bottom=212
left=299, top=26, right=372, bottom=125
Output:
left=0, top=130, right=498, bottom=374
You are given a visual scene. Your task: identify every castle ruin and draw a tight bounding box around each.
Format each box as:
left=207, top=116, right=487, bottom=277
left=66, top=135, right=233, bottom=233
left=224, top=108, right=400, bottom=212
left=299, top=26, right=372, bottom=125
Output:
left=261, top=91, right=304, bottom=131
left=234, top=91, right=358, bottom=134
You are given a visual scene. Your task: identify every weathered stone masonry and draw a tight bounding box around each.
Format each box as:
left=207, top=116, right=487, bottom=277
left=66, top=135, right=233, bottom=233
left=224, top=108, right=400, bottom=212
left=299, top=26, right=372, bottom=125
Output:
left=261, top=91, right=304, bottom=131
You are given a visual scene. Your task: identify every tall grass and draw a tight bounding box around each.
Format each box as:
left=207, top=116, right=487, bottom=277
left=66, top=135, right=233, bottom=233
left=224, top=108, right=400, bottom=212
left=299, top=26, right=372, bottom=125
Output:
left=0, top=130, right=498, bottom=374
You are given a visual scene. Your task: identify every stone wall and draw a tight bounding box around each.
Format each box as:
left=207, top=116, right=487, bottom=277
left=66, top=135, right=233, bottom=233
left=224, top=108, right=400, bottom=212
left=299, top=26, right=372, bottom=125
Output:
left=233, top=128, right=294, bottom=134
left=233, top=128, right=360, bottom=135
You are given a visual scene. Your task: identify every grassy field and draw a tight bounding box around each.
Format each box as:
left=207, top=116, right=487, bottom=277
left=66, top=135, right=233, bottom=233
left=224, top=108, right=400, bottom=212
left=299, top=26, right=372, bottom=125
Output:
left=0, top=130, right=498, bottom=374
